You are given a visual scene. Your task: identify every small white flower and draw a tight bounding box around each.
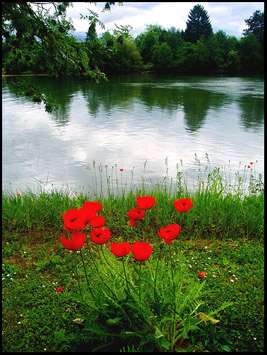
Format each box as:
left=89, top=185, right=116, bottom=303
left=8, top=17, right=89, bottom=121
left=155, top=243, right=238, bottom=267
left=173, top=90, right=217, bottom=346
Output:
left=253, top=337, right=257, bottom=340
left=24, top=251, right=27, bottom=254
left=230, top=279, right=234, bottom=282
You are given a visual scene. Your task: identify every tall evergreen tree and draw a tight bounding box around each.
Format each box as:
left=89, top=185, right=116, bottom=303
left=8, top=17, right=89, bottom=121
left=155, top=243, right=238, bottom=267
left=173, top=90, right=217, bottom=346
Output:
left=183, top=4, right=213, bottom=43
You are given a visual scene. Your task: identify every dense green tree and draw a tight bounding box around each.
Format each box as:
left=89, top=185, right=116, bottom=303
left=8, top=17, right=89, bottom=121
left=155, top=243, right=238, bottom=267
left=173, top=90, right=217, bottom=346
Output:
left=165, top=27, right=184, bottom=51
left=175, top=42, right=198, bottom=74
left=135, top=25, right=163, bottom=64
left=152, top=42, right=173, bottom=72
left=2, top=2, right=117, bottom=80
left=243, top=10, right=264, bottom=44
left=239, top=33, right=263, bottom=75
left=98, top=25, right=143, bottom=74
left=183, top=4, right=213, bottom=43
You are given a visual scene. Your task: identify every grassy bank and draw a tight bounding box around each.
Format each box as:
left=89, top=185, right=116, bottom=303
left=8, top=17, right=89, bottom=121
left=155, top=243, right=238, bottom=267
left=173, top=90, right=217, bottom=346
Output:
left=2, top=167, right=264, bottom=352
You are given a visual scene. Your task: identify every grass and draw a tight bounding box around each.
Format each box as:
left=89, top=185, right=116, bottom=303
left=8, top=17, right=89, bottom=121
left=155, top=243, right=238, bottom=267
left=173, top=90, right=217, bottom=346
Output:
left=2, top=159, right=264, bottom=352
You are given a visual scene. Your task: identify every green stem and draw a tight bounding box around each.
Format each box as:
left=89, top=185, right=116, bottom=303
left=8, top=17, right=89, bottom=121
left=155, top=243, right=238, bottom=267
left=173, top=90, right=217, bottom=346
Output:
left=169, top=242, right=176, bottom=350
left=122, top=257, right=131, bottom=297
left=100, top=244, right=116, bottom=272
left=75, top=257, right=83, bottom=297
left=153, top=250, right=160, bottom=309
left=139, top=262, right=142, bottom=307
left=79, top=250, right=96, bottom=300
left=88, top=245, right=118, bottom=300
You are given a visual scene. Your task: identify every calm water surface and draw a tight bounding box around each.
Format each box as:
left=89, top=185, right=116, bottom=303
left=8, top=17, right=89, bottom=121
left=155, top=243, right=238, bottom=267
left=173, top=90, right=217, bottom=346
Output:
left=2, top=74, right=264, bottom=196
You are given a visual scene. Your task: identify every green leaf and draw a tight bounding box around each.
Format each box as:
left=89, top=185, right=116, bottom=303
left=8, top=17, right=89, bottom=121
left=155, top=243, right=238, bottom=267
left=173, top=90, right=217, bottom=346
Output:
left=106, top=317, right=121, bottom=325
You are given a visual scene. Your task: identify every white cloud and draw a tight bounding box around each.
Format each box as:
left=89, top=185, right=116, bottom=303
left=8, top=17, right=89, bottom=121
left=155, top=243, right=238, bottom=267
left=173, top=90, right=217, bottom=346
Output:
left=66, top=2, right=264, bottom=38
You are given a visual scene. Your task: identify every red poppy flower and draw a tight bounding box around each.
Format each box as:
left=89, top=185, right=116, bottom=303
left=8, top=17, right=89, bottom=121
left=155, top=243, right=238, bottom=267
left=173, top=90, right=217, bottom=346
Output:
left=89, top=215, right=105, bottom=228
left=136, top=196, right=156, bottom=210
left=127, top=207, right=145, bottom=221
left=174, top=198, right=193, bottom=213
left=158, top=224, right=181, bottom=243
left=198, top=272, right=206, bottom=278
left=90, top=227, right=111, bottom=245
left=82, top=201, right=103, bottom=213
left=248, top=165, right=251, bottom=168
left=250, top=162, right=253, bottom=165
left=120, top=168, right=123, bottom=171
left=61, top=232, right=86, bottom=250
left=63, top=209, right=87, bottom=232
left=131, top=242, right=153, bottom=261
left=80, top=206, right=97, bottom=222
left=17, top=193, right=21, bottom=197
left=111, top=242, right=131, bottom=257
left=56, top=287, right=63, bottom=293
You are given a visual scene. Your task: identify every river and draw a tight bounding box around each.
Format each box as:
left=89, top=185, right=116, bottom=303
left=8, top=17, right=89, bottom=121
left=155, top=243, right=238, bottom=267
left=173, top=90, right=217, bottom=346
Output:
left=2, top=74, right=264, bottom=197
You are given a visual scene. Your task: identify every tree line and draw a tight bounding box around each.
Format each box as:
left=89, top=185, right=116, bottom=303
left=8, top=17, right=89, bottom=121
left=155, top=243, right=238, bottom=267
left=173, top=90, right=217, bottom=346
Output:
left=2, top=3, right=264, bottom=79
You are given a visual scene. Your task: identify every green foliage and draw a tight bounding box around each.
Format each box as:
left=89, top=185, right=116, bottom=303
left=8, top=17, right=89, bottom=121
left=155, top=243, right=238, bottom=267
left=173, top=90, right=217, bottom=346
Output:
left=243, top=10, right=264, bottom=47
left=239, top=33, right=263, bottom=75
left=2, top=3, right=264, bottom=79
left=152, top=43, right=173, bottom=72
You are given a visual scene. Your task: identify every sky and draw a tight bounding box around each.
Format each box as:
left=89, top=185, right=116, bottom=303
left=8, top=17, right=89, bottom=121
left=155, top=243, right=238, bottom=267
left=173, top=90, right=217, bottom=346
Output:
left=65, top=2, right=264, bottom=39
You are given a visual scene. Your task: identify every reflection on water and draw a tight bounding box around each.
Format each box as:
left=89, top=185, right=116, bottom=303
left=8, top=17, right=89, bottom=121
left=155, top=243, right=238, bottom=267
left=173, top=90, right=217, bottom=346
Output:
left=2, top=74, right=264, bottom=195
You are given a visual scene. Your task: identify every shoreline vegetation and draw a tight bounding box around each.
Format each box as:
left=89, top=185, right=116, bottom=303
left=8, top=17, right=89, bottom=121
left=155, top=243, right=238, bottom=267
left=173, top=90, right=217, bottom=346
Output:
left=2, top=4, right=264, bottom=80
left=2, top=162, right=264, bottom=352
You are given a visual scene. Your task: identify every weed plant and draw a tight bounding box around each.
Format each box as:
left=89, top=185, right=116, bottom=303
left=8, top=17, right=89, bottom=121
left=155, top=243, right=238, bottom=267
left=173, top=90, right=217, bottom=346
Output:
left=2, top=157, right=264, bottom=352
